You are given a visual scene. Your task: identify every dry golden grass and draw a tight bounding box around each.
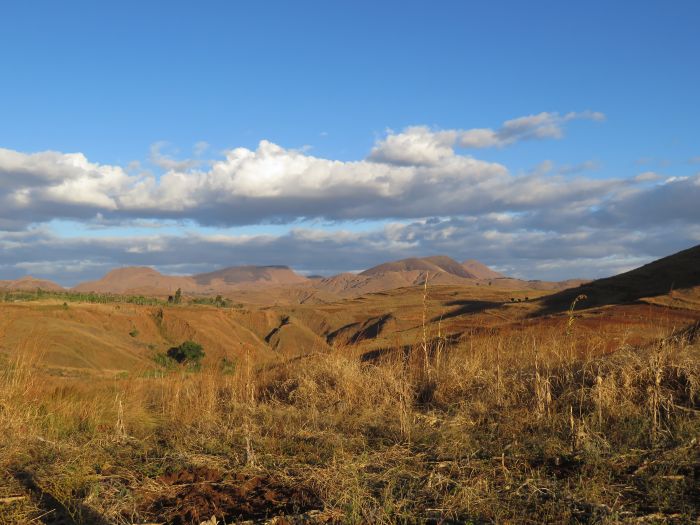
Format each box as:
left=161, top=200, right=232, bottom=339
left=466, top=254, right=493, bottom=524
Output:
left=1, top=316, right=699, bottom=523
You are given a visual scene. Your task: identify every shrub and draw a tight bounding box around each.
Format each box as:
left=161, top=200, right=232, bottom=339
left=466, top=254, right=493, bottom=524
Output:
left=167, top=340, right=205, bottom=364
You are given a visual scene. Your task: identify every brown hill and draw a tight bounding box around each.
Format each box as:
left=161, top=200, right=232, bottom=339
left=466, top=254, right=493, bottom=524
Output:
left=313, top=273, right=370, bottom=296
left=0, top=276, right=64, bottom=292
left=361, top=255, right=477, bottom=279
left=538, top=244, right=700, bottom=314
left=193, top=265, right=308, bottom=287
left=72, top=265, right=310, bottom=297
left=0, top=301, right=286, bottom=372
left=314, top=256, right=581, bottom=299
left=73, top=267, right=196, bottom=295
left=312, top=269, right=466, bottom=298
left=462, top=259, right=504, bottom=280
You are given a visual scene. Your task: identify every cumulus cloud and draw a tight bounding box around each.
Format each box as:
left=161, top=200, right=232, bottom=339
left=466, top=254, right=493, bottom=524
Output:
left=369, top=127, right=457, bottom=166
left=0, top=132, right=619, bottom=227
left=0, top=147, right=131, bottom=227
left=0, top=111, right=609, bottom=229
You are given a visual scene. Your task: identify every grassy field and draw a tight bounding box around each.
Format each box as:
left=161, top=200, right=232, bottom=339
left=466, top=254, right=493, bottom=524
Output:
left=1, top=314, right=698, bottom=524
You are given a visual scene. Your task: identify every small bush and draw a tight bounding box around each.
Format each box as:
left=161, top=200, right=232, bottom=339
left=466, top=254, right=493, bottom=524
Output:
left=167, top=340, right=205, bottom=364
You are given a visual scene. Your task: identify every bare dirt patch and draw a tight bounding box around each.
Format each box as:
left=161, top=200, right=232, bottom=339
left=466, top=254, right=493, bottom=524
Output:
left=141, top=466, right=321, bottom=525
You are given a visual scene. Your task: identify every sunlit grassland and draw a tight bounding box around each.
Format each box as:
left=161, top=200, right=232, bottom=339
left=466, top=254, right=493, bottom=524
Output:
left=1, top=317, right=698, bottom=524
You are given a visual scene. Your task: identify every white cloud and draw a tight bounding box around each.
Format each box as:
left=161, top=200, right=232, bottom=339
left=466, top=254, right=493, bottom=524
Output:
left=0, top=112, right=612, bottom=228
left=2, top=111, right=699, bottom=284
left=0, top=148, right=131, bottom=217
left=9, top=136, right=611, bottom=226
left=368, top=112, right=606, bottom=166
left=0, top=136, right=690, bottom=233
left=458, top=111, right=605, bottom=149
left=369, top=126, right=457, bottom=166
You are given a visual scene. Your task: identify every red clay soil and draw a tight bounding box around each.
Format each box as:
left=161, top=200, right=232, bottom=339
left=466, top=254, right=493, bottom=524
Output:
left=141, top=466, right=321, bottom=525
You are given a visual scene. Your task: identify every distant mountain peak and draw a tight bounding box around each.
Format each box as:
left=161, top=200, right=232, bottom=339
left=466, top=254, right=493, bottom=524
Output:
left=360, top=255, right=478, bottom=279
left=193, top=265, right=307, bottom=286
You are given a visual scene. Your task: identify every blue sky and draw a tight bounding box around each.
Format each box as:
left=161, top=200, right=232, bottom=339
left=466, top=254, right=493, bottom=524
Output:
left=1, top=1, right=699, bottom=284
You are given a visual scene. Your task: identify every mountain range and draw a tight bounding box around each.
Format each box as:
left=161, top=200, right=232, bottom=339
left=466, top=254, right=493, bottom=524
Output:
left=0, top=255, right=588, bottom=301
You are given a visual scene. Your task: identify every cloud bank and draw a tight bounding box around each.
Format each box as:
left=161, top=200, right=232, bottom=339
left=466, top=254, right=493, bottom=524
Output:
left=1, top=111, right=698, bottom=283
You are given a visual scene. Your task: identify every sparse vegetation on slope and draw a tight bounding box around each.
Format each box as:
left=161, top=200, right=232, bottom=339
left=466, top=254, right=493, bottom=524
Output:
left=0, top=288, right=164, bottom=306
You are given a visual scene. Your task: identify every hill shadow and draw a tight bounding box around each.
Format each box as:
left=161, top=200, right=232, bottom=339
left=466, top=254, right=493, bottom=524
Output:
left=433, top=300, right=502, bottom=321
left=535, top=244, right=700, bottom=316
left=327, top=314, right=394, bottom=345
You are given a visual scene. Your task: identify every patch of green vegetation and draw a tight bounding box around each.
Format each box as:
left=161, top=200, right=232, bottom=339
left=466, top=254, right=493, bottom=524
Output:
left=167, top=340, right=205, bottom=365
left=190, top=295, right=232, bottom=308
left=151, top=340, right=206, bottom=372
left=0, top=289, right=164, bottom=306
